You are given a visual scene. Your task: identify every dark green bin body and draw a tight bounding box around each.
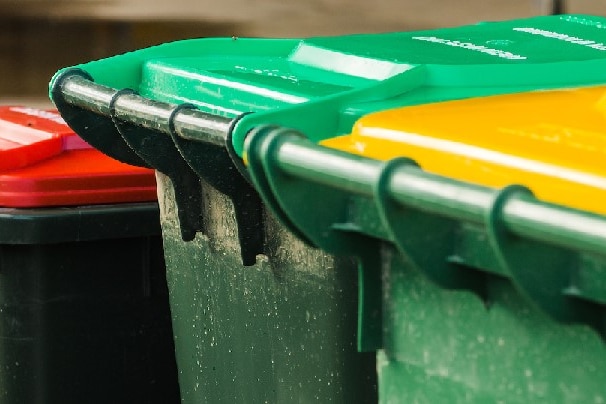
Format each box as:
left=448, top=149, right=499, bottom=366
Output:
left=157, top=174, right=377, bottom=403
left=0, top=203, right=181, bottom=403
left=379, top=248, right=606, bottom=403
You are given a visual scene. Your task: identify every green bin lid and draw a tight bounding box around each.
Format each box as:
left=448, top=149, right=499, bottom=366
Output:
left=51, top=14, right=606, bottom=155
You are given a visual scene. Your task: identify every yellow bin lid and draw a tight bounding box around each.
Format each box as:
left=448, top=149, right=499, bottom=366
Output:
left=321, top=85, right=606, bottom=215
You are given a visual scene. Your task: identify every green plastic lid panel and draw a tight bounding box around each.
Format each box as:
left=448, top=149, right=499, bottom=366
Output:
left=51, top=14, right=606, bottom=157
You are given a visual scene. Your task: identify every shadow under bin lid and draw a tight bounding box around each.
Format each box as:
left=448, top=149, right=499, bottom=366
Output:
left=0, top=106, right=157, bottom=207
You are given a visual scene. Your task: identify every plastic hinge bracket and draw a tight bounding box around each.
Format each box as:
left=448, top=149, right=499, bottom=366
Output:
left=50, top=69, right=151, bottom=168
left=245, top=125, right=315, bottom=246
left=373, top=158, right=486, bottom=294
left=225, top=112, right=255, bottom=186
left=169, top=108, right=264, bottom=266
left=52, top=71, right=263, bottom=259
left=484, top=185, right=602, bottom=328
left=246, top=125, right=383, bottom=351
left=113, top=102, right=204, bottom=241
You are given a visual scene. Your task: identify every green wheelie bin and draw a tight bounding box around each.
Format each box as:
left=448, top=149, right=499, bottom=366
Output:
left=50, top=14, right=606, bottom=403
left=249, top=84, right=606, bottom=402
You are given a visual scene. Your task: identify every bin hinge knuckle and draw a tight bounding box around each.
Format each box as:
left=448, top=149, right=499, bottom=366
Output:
left=374, top=158, right=484, bottom=293
left=225, top=112, right=255, bottom=186
left=248, top=125, right=378, bottom=254
left=51, top=69, right=150, bottom=168
left=246, top=125, right=316, bottom=246
left=113, top=101, right=204, bottom=241
left=169, top=110, right=264, bottom=266
left=484, top=185, right=582, bottom=323
left=107, top=88, right=156, bottom=167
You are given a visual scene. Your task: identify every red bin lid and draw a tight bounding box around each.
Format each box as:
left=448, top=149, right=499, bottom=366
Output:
left=0, top=106, right=157, bottom=207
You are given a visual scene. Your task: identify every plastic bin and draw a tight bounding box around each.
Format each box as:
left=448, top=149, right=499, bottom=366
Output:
left=243, top=86, right=606, bottom=402
left=48, top=13, right=606, bottom=404
left=0, top=106, right=180, bottom=403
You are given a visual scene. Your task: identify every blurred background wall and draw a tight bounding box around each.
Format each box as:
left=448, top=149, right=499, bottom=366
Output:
left=0, top=0, right=603, bottom=106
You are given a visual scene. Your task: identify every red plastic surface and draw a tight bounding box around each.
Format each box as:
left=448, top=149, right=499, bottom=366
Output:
left=0, top=106, right=157, bottom=207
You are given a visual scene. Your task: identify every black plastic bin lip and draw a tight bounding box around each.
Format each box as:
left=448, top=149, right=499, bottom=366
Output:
left=0, top=202, right=161, bottom=244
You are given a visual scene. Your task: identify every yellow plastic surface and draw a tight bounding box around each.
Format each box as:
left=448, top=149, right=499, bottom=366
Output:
left=321, top=85, right=606, bottom=215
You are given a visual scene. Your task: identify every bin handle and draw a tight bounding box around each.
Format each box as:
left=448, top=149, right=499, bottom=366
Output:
left=56, top=73, right=233, bottom=147
left=52, top=70, right=265, bottom=265
left=262, top=133, right=606, bottom=258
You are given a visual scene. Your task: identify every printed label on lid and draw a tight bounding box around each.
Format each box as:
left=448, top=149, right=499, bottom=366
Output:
left=410, top=36, right=527, bottom=60
left=512, top=27, right=606, bottom=51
